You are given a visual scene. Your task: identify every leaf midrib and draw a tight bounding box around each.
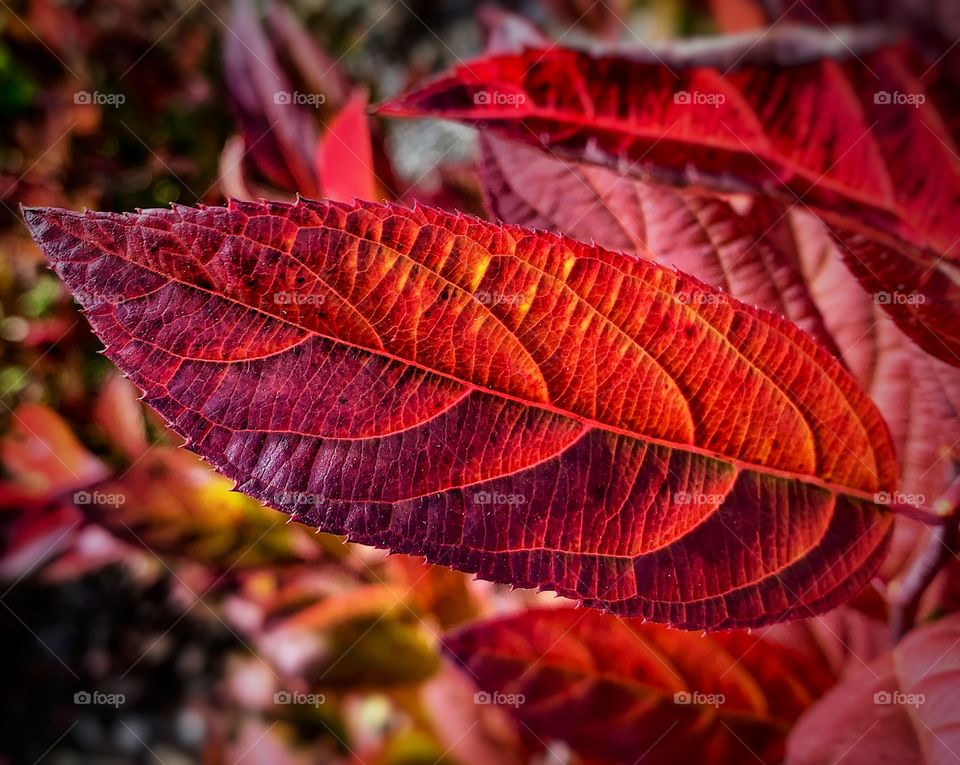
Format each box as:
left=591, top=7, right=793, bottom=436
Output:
left=56, top=210, right=887, bottom=503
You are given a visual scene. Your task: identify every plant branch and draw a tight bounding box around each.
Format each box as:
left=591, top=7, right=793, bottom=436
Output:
left=889, top=476, right=960, bottom=642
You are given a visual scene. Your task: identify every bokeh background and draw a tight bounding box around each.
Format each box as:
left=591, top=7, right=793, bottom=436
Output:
left=0, top=1, right=712, bottom=763
left=8, top=0, right=960, bottom=762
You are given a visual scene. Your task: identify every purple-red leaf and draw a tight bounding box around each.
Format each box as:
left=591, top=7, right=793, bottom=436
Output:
left=223, top=0, right=320, bottom=196
left=24, top=197, right=897, bottom=629
left=445, top=607, right=835, bottom=765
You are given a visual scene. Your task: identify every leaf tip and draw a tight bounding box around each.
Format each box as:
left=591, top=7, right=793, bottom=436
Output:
left=21, top=205, right=55, bottom=242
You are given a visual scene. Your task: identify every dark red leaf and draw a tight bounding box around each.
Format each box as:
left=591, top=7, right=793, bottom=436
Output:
left=377, top=32, right=960, bottom=365
left=445, top=607, right=835, bottom=764
left=24, top=197, right=897, bottom=629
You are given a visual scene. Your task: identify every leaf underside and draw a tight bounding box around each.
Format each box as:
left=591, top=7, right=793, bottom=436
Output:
left=786, top=613, right=960, bottom=764
left=24, top=198, right=895, bottom=629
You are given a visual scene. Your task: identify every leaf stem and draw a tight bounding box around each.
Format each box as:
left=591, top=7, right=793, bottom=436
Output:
left=887, top=501, right=949, bottom=526
left=889, top=476, right=960, bottom=641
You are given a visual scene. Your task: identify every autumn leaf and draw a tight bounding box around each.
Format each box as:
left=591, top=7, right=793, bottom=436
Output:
left=221, top=0, right=380, bottom=204
left=377, top=30, right=960, bottom=366
left=24, top=197, right=897, bottom=629
left=785, top=613, right=960, bottom=764
left=478, top=135, right=960, bottom=623
left=445, top=607, right=835, bottom=765
left=478, top=135, right=960, bottom=505
left=87, top=447, right=337, bottom=570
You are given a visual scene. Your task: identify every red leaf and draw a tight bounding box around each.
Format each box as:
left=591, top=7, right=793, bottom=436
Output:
left=316, top=89, right=377, bottom=204
left=444, top=607, right=835, bottom=765
left=770, top=207, right=960, bottom=505
left=785, top=613, right=960, bottom=765
left=478, top=135, right=960, bottom=505
left=377, top=33, right=960, bottom=365
left=0, top=402, right=109, bottom=497
left=24, top=197, right=897, bottom=629
left=479, top=134, right=841, bottom=355
left=478, top=137, right=960, bottom=625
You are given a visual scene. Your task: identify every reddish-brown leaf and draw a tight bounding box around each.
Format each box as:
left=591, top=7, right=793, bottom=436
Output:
left=377, top=33, right=960, bottom=365
left=445, top=607, right=835, bottom=765
left=785, top=613, right=960, bottom=765
left=24, top=197, right=897, bottom=629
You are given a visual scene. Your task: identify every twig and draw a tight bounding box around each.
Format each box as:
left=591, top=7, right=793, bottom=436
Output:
left=889, top=476, right=960, bottom=642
